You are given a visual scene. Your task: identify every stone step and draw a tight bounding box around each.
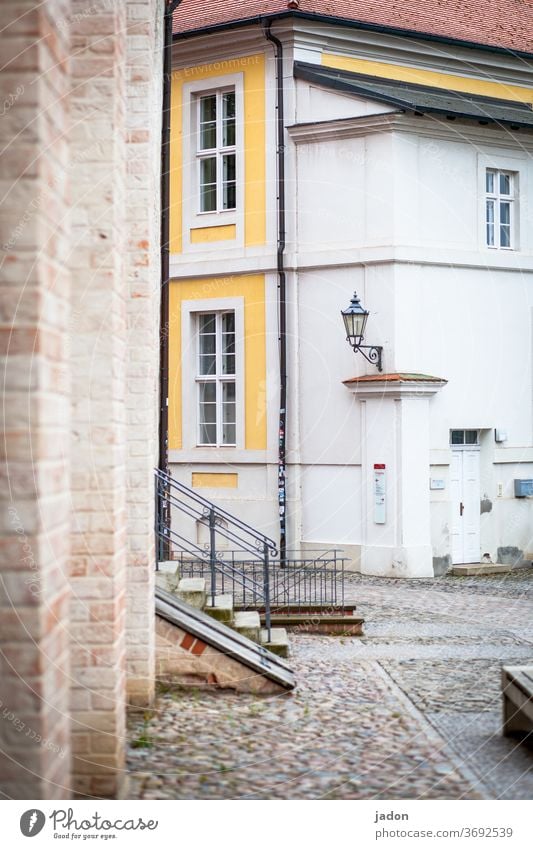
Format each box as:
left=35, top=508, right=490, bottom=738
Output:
left=157, top=561, right=179, bottom=574
left=262, top=613, right=364, bottom=636
left=176, top=578, right=206, bottom=610
left=205, top=593, right=234, bottom=624
left=155, top=566, right=180, bottom=594
left=233, top=611, right=261, bottom=644
left=449, top=563, right=512, bottom=576
left=261, top=627, right=290, bottom=659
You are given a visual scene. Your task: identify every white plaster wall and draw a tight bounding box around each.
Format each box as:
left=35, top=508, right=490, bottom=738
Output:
left=300, top=464, right=363, bottom=544
left=295, top=137, right=367, bottom=249
left=295, top=79, right=397, bottom=123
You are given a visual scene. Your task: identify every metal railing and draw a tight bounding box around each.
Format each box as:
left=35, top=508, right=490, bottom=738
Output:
left=174, top=549, right=347, bottom=614
left=155, top=468, right=277, bottom=638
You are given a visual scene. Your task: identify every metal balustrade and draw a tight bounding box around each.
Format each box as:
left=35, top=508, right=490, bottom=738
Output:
left=155, top=468, right=348, bottom=640
left=155, top=468, right=277, bottom=638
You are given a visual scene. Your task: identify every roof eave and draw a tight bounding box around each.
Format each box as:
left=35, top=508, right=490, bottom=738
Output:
left=172, top=10, right=533, bottom=61
left=294, top=63, right=533, bottom=131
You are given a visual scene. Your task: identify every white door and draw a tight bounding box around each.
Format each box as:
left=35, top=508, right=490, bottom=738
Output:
left=450, top=448, right=480, bottom=564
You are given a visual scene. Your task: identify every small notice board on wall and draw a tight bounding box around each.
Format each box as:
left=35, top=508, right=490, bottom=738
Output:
left=374, top=464, right=386, bottom=524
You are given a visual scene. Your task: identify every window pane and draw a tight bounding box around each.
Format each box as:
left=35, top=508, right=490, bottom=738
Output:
left=199, top=314, right=216, bottom=334
left=200, top=184, right=217, bottom=212
left=500, top=201, right=510, bottom=225
left=223, top=154, right=236, bottom=182
left=200, top=95, right=216, bottom=149
left=222, top=91, right=236, bottom=147
left=222, top=382, right=236, bottom=445
left=465, top=430, right=478, bottom=444
left=200, top=157, right=216, bottom=185
left=486, top=170, right=495, bottom=194
left=222, top=312, right=235, bottom=334
left=199, top=404, right=216, bottom=425
left=222, top=355, right=235, bottom=375
left=486, top=200, right=495, bottom=246
left=222, top=423, right=236, bottom=445
left=200, top=123, right=216, bottom=150
left=222, top=154, right=236, bottom=210
left=199, top=382, right=216, bottom=404
left=199, top=355, right=216, bottom=375
left=500, top=173, right=511, bottom=195
left=199, top=423, right=216, bottom=444
left=500, top=224, right=511, bottom=248
left=451, top=430, right=464, bottom=445
left=223, top=382, right=236, bottom=404
left=199, top=332, right=215, bottom=356
left=223, top=183, right=236, bottom=210
left=200, top=157, right=217, bottom=212
left=500, top=201, right=511, bottom=247
left=222, top=312, right=235, bottom=374
left=200, top=95, right=216, bottom=123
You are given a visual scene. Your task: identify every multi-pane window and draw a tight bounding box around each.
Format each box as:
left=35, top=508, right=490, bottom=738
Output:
left=197, top=312, right=236, bottom=445
left=450, top=430, right=479, bottom=446
left=485, top=169, right=515, bottom=249
left=197, top=89, right=236, bottom=213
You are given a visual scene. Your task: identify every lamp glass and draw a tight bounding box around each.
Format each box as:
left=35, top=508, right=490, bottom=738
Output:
left=341, top=293, right=369, bottom=347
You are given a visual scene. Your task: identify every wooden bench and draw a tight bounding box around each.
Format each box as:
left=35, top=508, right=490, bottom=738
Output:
left=502, top=665, right=533, bottom=738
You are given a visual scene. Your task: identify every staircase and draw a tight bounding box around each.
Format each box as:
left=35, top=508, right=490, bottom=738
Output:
left=155, top=585, right=295, bottom=693
left=154, top=468, right=364, bottom=691
left=156, top=568, right=289, bottom=657
left=155, top=466, right=279, bottom=640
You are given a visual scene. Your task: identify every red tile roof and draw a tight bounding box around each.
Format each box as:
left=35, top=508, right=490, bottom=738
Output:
left=343, top=373, right=447, bottom=384
left=172, top=0, right=533, bottom=55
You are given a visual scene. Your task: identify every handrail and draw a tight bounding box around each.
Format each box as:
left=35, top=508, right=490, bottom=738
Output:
left=155, top=468, right=273, bottom=639
left=156, top=468, right=278, bottom=555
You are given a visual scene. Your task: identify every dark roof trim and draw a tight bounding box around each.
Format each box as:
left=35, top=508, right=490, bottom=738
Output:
left=293, top=61, right=533, bottom=130
left=173, top=10, right=533, bottom=61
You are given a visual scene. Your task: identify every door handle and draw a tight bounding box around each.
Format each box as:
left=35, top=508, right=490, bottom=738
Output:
left=460, top=502, right=464, bottom=517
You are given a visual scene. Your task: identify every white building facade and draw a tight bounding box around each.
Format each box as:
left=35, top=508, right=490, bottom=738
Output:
left=168, top=13, right=533, bottom=578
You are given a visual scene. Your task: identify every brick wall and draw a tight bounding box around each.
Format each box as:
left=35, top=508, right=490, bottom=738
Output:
left=0, top=0, right=73, bottom=799
left=125, top=0, right=163, bottom=709
left=0, top=0, right=162, bottom=799
left=68, top=0, right=129, bottom=799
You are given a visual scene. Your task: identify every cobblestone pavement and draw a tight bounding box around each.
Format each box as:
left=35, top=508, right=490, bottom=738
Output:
left=127, top=571, right=533, bottom=800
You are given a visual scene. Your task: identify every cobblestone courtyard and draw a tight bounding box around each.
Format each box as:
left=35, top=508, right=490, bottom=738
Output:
left=128, top=572, right=533, bottom=800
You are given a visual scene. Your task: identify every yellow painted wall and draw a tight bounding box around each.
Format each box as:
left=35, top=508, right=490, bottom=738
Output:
left=192, top=472, right=238, bottom=488
left=170, top=54, right=266, bottom=253
left=322, top=53, right=533, bottom=103
left=169, top=274, right=267, bottom=451
left=190, top=224, right=236, bottom=243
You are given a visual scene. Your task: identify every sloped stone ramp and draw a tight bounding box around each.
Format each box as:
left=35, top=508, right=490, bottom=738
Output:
left=155, top=586, right=296, bottom=695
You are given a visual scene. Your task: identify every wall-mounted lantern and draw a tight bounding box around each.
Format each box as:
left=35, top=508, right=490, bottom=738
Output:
left=341, top=291, right=383, bottom=372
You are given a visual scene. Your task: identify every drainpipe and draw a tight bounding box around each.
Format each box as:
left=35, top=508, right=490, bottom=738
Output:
left=158, top=0, right=181, bottom=560
left=263, top=22, right=287, bottom=565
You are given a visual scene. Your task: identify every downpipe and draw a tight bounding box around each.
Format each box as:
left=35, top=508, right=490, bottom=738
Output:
left=158, top=0, right=182, bottom=562
left=263, top=21, right=288, bottom=567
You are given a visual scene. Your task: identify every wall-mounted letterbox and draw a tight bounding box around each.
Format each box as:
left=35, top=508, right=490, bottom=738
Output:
left=514, top=479, right=533, bottom=498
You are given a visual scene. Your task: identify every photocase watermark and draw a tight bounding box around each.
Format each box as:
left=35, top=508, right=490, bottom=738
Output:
left=0, top=84, right=24, bottom=118
left=20, top=809, right=46, bottom=837
left=1, top=140, right=107, bottom=252
left=7, top=505, right=41, bottom=598
left=0, top=699, right=67, bottom=759
left=183, top=56, right=259, bottom=78
left=56, top=0, right=116, bottom=34
left=19, top=807, right=159, bottom=839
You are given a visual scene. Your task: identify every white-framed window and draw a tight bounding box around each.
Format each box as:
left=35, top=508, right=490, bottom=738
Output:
left=196, top=89, right=236, bottom=214
left=450, top=429, right=479, bottom=446
left=485, top=169, right=515, bottom=249
left=196, top=311, right=236, bottom=446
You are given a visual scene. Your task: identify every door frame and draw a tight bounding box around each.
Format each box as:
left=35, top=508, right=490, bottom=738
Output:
left=450, top=430, right=481, bottom=565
